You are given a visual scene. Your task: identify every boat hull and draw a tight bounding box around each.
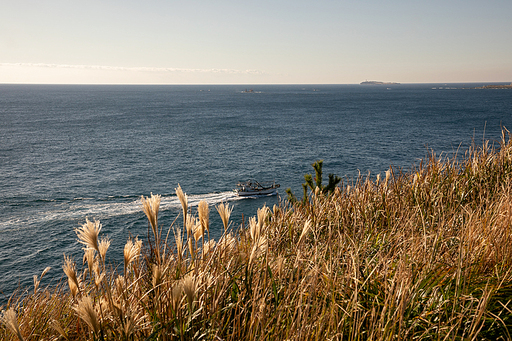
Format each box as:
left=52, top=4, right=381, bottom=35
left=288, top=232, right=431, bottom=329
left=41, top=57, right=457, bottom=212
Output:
left=236, top=188, right=278, bottom=196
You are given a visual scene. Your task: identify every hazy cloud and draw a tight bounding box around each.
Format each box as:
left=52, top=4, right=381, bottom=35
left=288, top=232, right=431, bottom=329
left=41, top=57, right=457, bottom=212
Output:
left=0, top=63, right=265, bottom=75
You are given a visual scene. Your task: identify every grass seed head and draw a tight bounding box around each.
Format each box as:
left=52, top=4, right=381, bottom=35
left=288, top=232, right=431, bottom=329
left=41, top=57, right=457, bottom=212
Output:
left=51, top=320, right=69, bottom=341
left=203, top=239, right=216, bottom=255
left=174, top=227, right=183, bottom=258
left=141, top=193, right=161, bottom=236
left=33, top=266, right=51, bottom=294
left=124, top=237, right=142, bottom=272
left=249, top=235, right=268, bottom=266
left=249, top=216, right=259, bottom=242
left=73, top=296, right=100, bottom=335
left=216, top=202, right=233, bottom=231
left=115, top=275, right=126, bottom=296
left=75, top=218, right=102, bottom=254
left=1, top=308, right=25, bottom=341
left=298, top=220, right=312, bottom=244
left=171, top=283, right=183, bottom=310
left=98, top=237, right=110, bottom=261
left=257, top=205, right=268, bottom=231
left=218, top=233, right=236, bottom=255
left=123, top=315, right=135, bottom=338
left=94, top=272, right=105, bottom=289
left=83, top=248, right=96, bottom=276
left=175, top=184, right=188, bottom=221
left=385, top=169, right=391, bottom=186
left=181, top=275, right=196, bottom=309
left=198, top=200, right=209, bottom=233
left=63, top=255, right=80, bottom=298
left=193, top=217, right=203, bottom=242
left=185, top=214, right=195, bottom=238
left=152, top=264, right=163, bottom=288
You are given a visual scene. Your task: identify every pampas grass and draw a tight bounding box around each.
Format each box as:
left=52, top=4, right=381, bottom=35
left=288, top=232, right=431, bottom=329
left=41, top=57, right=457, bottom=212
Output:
left=32, top=267, right=51, bottom=295
left=1, top=309, right=24, bottom=341
left=72, top=296, right=100, bottom=336
left=3, top=130, right=512, bottom=340
left=123, top=237, right=142, bottom=275
left=216, top=202, right=233, bottom=232
left=176, top=184, right=188, bottom=226
left=62, top=255, right=79, bottom=299
left=75, top=218, right=101, bottom=254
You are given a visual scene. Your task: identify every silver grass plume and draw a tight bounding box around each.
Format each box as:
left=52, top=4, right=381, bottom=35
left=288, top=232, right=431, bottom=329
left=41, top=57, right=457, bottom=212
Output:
left=203, top=239, right=216, bottom=255
left=249, top=216, right=259, bottom=242
left=218, top=233, right=236, bottom=254
left=272, top=204, right=279, bottom=217
left=123, top=237, right=142, bottom=273
left=256, top=205, right=269, bottom=235
left=141, top=193, right=161, bottom=239
left=216, top=202, right=233, bottom=232
left=1, top=308, right=25, bottom=341
left=75, top=218, right=102, bottom=254
left=83, top=248, right=96, bottom=279
left=181, top=275, right=197, bottom=309
left=98, top=237, right=110, bottom=261
left=385, top=169, right=391, bottom=189
left=249, top=235, right=268, bottom=267
left=174, top=227, right=184, bottom=261
left=193, top=217, right=203, bottom=242
left=73, top=296, right=101, bottom=335
left=33, top=266, right=51, bottom=294
left=175, top=184, right=188, bottom=227
left=152, top=264, right=163, bottom=288
left=171, top=283, right=183, bottom=311
left=198, top=200, right=209, bottom=235
left=51, top=320, right=69, bottom=341
left=63, top=254, right=80, bottom=298
left=141, top=193, right=162, bottom=264
left=94, top=272, right=105, bottom=289
left=298, top=220, right=312, bottom=244
left=115, top=275, right=126, bottom=296
left=185, top=214, right=196, bottom=257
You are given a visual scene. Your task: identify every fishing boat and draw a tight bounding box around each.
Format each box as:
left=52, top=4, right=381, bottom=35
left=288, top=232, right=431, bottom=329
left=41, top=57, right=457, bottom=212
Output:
left=235, top=180, right=280, bottom=197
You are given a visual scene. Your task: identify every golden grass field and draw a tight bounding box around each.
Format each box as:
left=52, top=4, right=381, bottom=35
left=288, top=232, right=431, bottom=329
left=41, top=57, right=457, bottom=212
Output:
left=3, top=130, right=512, bottom=340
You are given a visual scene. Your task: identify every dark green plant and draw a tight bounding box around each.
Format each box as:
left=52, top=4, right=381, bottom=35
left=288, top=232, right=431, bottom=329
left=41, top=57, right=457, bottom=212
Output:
left=286, top=160, right=341, bottom=203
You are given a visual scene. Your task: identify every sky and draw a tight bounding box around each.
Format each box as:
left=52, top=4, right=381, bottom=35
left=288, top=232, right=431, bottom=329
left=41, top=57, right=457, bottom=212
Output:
left=1, top=0, right=511, bottom=84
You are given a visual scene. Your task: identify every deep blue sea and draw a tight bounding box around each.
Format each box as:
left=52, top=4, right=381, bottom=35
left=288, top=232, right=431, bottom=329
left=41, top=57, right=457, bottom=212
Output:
left=1, top=83, right=511, bottom=302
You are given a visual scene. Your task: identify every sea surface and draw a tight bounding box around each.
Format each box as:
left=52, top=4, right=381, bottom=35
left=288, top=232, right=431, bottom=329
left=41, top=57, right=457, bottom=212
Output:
left=1, top=83, right=511, bottom=302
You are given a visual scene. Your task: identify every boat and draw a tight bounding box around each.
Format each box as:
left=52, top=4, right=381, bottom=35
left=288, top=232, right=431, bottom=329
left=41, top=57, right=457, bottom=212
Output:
left=235, top=179, right=280, bottom=197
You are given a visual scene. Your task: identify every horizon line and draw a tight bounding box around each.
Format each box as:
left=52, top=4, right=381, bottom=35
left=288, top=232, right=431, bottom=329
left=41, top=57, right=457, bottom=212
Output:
left=0, top=81, right=511, bottom=86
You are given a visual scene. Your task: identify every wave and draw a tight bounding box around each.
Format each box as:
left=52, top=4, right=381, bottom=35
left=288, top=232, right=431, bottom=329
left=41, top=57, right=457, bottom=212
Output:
left=0, top=191, right=244, bottom=231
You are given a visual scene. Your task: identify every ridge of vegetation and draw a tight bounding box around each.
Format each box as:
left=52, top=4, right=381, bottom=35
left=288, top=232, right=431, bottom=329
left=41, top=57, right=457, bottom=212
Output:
left=2, top=129, right=512, bottom=340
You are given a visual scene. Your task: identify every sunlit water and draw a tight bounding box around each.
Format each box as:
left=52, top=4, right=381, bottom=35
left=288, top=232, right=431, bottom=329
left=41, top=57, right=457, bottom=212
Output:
left=1, top=83, right=511, bottom=302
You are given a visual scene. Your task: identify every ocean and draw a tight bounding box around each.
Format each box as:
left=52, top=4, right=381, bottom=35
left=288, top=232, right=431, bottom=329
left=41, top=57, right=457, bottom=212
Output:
left=1, top=83, right=511, bottom=302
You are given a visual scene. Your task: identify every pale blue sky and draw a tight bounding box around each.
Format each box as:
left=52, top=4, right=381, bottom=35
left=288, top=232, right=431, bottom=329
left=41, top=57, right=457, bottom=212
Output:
left=1, top=0, right=511, bottom=84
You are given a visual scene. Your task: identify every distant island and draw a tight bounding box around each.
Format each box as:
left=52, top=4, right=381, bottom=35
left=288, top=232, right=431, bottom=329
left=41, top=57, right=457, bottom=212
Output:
left=360, top=80, right=400, bottom=85
left=474, top=83, right=512, bottom=89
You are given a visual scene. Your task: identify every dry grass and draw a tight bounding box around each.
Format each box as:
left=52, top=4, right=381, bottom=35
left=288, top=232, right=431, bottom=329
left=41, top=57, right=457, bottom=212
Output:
left=3, top=130, right=512, bottom=340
